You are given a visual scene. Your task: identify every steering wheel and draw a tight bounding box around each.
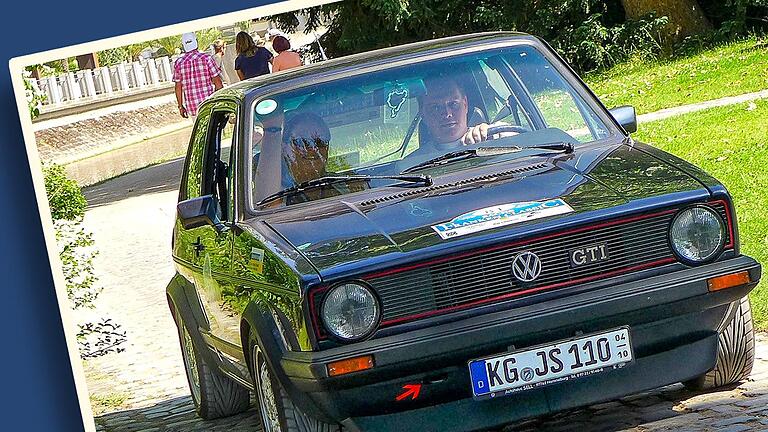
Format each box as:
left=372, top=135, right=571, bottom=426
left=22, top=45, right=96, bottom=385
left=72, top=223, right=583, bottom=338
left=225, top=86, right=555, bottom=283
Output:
left=486, top=124, right=530, bottom=137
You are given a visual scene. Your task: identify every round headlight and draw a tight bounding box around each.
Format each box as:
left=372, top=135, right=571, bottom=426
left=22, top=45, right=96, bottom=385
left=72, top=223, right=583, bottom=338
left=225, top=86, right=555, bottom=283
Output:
left=321, top=282, right=380, bottom=341
left=670, top=206, right=724, bottom=263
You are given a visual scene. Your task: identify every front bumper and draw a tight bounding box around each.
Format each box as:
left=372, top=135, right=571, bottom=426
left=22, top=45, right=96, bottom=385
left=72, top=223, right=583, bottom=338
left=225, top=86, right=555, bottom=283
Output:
left=282, top=255, right=761, bottom=431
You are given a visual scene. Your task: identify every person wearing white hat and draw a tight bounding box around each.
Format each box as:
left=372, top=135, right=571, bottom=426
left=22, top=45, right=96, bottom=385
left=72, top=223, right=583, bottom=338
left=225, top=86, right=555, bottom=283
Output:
left=172, top=32, right=223, bottom=117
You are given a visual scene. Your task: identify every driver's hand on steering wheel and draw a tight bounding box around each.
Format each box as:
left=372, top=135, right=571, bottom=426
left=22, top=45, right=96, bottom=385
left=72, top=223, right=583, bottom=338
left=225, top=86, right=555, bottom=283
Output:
left=461, top=123, right=518, bottom=145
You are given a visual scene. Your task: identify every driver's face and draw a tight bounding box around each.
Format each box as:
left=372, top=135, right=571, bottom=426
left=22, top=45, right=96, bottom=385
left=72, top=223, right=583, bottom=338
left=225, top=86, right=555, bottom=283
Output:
left=422, top=85, right=468, bottom=144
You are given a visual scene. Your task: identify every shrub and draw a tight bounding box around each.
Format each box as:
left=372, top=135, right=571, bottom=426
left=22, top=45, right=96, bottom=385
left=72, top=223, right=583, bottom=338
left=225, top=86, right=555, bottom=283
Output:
left=55, top=219, right=99, bottom=309
left=44, top=164, right=87, bottom=220
left=554, top=12, right=669, bottom=72
left=43, top=164, right=126, bottom=359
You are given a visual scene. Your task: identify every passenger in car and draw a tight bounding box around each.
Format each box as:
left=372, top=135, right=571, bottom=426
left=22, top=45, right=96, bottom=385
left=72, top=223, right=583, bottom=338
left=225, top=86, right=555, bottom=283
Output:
left=282, top=113, right=331, bottom=184
left=254, top=112, right=366, bottom=206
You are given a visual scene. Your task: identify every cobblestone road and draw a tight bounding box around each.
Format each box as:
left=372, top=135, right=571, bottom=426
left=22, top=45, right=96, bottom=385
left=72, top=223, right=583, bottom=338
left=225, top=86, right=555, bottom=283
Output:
left=81, top=157, right=768, bottom=432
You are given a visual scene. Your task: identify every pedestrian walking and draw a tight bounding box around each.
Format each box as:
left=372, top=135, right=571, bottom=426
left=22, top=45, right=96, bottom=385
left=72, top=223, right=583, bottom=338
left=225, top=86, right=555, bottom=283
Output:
left=212, top=39, right=231, bottom=85
left=173, top=32, right=223, bottom=118
left=235, top=31, right=273, bottom=80
left=271, top=35, right=303, bottom=73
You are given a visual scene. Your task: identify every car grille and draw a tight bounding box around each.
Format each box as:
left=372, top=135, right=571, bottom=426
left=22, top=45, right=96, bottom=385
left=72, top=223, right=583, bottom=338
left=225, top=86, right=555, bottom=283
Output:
left=361, top=202, right=732, bottom=326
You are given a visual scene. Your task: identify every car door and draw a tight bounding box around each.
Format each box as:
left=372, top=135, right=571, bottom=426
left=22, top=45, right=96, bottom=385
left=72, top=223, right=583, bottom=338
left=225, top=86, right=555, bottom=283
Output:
left=176, top=100, right=244, bottom=354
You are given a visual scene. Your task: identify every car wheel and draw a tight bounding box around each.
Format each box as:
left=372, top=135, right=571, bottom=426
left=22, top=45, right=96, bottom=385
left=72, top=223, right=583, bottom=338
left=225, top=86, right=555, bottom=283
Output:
left=684, top=296, right=755, bottom=390
left=174, top=303, right=251, bottom=419
left=252, top=346, right=341, bottom=432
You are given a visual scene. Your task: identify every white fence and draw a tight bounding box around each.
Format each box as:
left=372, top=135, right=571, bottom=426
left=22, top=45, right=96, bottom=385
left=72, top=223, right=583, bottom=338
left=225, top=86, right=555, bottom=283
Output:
left=30, top=55, right=180, bottom=108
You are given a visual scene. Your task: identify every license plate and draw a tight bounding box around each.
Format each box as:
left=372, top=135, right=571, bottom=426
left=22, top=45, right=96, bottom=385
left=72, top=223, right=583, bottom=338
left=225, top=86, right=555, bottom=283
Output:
left=469, top=327, right=633, bottom=400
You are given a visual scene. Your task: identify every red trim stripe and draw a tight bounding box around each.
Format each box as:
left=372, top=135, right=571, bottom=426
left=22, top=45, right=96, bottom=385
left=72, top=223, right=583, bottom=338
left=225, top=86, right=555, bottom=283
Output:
left=710, top=199, right=735, bottom=249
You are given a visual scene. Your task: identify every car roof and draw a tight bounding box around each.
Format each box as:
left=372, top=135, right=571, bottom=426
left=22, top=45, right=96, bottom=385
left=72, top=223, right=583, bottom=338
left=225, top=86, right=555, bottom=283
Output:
left=213, top=31, right=535, bottom=102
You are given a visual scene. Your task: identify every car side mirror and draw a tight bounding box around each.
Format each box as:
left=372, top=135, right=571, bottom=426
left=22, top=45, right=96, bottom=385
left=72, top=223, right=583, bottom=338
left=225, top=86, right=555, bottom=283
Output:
left=609, top=106, right=637, bottom=134
left=177, top=195, right=221, bottom=230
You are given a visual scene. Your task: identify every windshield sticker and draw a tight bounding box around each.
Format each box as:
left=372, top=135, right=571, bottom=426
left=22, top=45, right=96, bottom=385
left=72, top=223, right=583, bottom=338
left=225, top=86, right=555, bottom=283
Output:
left=386, top=88, right=408, bottom=118
left=256, top=99, right=278, bottom=115
left=431, top=199, right=574, bottom=240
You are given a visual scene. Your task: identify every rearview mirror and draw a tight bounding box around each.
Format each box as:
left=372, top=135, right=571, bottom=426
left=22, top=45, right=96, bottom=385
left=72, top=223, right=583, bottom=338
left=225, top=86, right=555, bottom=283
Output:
left=609, top=106, right=637, bottom=134
left=177, top=195, right=221, bottom=230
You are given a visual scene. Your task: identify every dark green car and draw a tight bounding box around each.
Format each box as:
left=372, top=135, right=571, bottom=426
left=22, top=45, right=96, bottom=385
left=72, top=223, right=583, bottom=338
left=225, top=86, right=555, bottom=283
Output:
left=167, top=32, right=761, bottom=432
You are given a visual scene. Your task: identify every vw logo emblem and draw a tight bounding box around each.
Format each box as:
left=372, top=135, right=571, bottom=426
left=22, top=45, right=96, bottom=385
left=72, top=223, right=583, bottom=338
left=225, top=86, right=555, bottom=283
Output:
left=512, top=251, right=542, bottom=282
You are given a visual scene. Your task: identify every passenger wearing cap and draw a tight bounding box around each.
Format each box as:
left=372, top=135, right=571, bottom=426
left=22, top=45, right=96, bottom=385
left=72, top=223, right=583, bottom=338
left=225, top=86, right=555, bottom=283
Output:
left=172, top=32, right=223, bottom=117
left=252, top=113, right=331, bottom=191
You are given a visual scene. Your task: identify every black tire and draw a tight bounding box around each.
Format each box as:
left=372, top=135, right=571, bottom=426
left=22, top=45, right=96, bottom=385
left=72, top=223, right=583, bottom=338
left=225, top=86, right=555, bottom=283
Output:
left=684, top=296, right=755, bottom=390
left=173, top=303, right=251, bottom=419
left=252, top=345, right=341, bottom=432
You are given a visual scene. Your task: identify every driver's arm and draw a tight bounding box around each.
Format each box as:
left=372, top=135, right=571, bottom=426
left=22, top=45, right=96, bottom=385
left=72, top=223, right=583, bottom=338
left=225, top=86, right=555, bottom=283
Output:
left=461, top=121, right=518, bottom=145
left=253, top=114, right=285, bottom=203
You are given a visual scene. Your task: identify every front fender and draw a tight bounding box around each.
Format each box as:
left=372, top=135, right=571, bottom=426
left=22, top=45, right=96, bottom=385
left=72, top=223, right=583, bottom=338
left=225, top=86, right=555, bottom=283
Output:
left=240, top=302, right=334, bottom=422
left=165, top=273, right=222, bottom=374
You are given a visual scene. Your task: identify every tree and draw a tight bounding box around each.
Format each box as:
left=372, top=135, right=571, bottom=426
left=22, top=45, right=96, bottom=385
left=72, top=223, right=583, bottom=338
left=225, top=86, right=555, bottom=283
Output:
left=24, top=72, right=45, bottom=119
left=620, top=0, right=712, bottom=47
left=125, top=42, right=151, bottom=61
left=154, top=35, right=182, bottom=56
left=269, top=0, right=668, bottom=72
left=196, top=27, right=223, bottom=52
left=97, top=47, right=130, bottom=66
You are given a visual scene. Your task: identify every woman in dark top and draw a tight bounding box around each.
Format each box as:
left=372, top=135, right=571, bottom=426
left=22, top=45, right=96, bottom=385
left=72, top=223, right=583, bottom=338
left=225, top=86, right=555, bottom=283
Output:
left=234, top=31, right=273, bottom=80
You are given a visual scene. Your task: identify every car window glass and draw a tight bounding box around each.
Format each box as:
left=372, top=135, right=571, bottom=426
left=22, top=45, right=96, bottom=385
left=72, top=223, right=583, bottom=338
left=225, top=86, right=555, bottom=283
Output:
left=182, top=104, right=213, bottom=201
left=203, top=110, right=235, bottom=221
left=506, top=48, right=608, bottom=142
left=476, top=60, right=532, bottom=129
left=249, top=117, right=264, bottom=204
left=249, top=44, right=614, bottom=208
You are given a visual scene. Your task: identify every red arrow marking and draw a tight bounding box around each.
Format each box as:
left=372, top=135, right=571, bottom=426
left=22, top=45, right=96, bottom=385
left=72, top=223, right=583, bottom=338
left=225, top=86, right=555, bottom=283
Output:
left=395, top=383, right=421, bottom=401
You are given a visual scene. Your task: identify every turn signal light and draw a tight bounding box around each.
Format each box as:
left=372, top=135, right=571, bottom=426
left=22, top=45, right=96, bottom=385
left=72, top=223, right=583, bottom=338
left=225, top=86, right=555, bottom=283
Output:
left=327, top=355, right=374, bottom=377
left=707, top=271, right=751, bottom=292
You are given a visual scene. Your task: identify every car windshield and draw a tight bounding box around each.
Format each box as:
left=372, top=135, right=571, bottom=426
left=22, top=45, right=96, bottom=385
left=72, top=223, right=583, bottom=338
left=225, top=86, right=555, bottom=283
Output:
left=249, top=43, right=612, bottom=208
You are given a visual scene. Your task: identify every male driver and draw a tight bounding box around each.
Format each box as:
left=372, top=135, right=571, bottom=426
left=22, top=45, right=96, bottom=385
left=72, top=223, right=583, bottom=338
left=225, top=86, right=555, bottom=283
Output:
left=173, top=32, right=223, bottom=118
left=414, top=75, right=505, bottom=158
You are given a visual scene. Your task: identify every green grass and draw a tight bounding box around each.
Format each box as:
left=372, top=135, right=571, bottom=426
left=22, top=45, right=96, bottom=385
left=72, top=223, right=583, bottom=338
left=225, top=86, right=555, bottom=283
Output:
left=585, top=37, right=768, bottom=114
left=634, top=99, right=768, bottom=328
left=90, top=392, right=130, bottom=415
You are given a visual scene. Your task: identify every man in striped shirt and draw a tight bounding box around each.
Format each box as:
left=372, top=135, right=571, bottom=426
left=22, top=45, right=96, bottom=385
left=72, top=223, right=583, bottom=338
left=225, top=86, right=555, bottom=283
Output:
left=173, top=32, right=223, bottom=117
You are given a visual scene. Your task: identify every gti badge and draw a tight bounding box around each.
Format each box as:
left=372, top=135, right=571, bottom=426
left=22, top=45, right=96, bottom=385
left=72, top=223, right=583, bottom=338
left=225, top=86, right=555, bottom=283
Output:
left=512, top=251, right=542, bottom=282
left=569, top=243, right=609, bottom=268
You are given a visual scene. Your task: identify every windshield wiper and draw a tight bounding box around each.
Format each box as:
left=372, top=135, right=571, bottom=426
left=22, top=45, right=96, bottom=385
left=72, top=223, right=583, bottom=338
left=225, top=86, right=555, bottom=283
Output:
left=401, top=142, right=574, bottom=174
left=257, top=174, right=433, bottom=207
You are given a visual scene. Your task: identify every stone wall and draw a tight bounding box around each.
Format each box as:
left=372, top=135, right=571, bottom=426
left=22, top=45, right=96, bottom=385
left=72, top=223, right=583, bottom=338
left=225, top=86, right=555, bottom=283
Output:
left=35, top=100, right=189, bottom=166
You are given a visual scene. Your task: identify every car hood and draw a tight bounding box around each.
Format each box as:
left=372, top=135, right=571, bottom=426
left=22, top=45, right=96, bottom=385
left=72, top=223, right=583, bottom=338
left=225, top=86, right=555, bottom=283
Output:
left=253, top=142, right=709, bottom=278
